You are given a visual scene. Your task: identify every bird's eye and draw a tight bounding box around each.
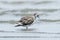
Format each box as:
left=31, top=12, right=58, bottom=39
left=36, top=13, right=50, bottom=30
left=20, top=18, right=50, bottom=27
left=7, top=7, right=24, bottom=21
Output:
left=37, top=15, right=39, bottom=17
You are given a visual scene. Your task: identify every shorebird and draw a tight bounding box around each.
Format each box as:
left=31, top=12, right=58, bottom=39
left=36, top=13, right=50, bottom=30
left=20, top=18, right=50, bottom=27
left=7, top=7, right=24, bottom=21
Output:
left=15, top=13, right=39, bottom=30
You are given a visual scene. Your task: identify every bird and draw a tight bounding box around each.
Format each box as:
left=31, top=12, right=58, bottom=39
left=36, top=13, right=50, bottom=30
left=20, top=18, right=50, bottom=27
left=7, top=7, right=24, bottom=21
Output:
left=15, top=13, right=39, bottom=30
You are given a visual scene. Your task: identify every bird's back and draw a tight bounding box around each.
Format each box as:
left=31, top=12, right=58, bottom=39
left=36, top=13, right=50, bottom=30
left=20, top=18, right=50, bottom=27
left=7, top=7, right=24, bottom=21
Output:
left=19, top=16, right=34, bottom=25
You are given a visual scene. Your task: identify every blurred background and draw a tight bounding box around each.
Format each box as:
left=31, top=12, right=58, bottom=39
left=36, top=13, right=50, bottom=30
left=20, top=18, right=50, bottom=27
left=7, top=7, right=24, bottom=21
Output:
left=0, top=0, right=60, bottom=39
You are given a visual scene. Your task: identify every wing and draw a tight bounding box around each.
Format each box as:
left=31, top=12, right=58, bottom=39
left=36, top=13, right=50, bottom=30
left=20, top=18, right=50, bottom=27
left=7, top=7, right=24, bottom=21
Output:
left=18, top=17, right=27, bottom=22
left=22, top=17, right=34, bottom=25
left=18, top=16, right=34, bottom=25
left=27, top=17, right=34, bottom=24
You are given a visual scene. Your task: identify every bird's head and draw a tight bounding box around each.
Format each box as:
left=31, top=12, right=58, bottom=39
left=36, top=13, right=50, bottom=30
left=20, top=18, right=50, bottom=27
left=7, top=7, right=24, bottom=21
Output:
left=33, top=13, right=40, bottom=18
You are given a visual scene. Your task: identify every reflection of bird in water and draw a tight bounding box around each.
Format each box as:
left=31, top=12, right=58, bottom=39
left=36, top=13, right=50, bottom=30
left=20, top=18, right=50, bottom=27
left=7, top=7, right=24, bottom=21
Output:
left=15, top=13, right=39, bottom=30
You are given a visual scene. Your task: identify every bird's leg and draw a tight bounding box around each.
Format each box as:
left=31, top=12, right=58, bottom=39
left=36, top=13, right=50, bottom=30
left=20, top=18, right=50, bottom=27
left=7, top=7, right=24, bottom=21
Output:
left=26, top=26, right=28, bottom=30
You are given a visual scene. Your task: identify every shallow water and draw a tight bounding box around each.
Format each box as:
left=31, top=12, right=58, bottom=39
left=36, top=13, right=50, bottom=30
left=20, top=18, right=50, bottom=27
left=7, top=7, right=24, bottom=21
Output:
left=0, top=0, right=60, bottom=40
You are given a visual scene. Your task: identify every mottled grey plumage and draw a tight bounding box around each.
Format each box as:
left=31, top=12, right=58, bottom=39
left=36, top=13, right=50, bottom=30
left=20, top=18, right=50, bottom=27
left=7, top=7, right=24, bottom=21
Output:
left=15, top=13, right=39, bottom=30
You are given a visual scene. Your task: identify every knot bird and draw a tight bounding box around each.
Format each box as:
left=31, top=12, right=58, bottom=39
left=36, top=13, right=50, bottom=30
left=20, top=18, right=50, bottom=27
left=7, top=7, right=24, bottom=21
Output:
left=15, top=13, right=39, bottom=30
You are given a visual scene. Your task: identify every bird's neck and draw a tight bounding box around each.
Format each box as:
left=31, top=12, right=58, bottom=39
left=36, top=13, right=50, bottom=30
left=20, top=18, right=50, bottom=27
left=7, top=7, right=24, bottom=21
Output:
left=33, top=16, right=36, bottom=20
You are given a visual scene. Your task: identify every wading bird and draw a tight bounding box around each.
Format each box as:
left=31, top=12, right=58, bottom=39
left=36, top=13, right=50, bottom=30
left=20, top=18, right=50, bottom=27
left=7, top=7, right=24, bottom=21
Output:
left=15, top=13, right=39, bottom=30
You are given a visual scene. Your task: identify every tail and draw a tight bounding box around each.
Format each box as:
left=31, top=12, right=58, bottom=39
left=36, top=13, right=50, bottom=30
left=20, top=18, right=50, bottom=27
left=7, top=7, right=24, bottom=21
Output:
left=15, top=24, right=22, bottom=27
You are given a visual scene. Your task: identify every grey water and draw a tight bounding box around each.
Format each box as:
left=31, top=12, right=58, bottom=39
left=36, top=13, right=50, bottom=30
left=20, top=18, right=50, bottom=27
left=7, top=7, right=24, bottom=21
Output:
left=0, top=0, right=60, bottom=40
